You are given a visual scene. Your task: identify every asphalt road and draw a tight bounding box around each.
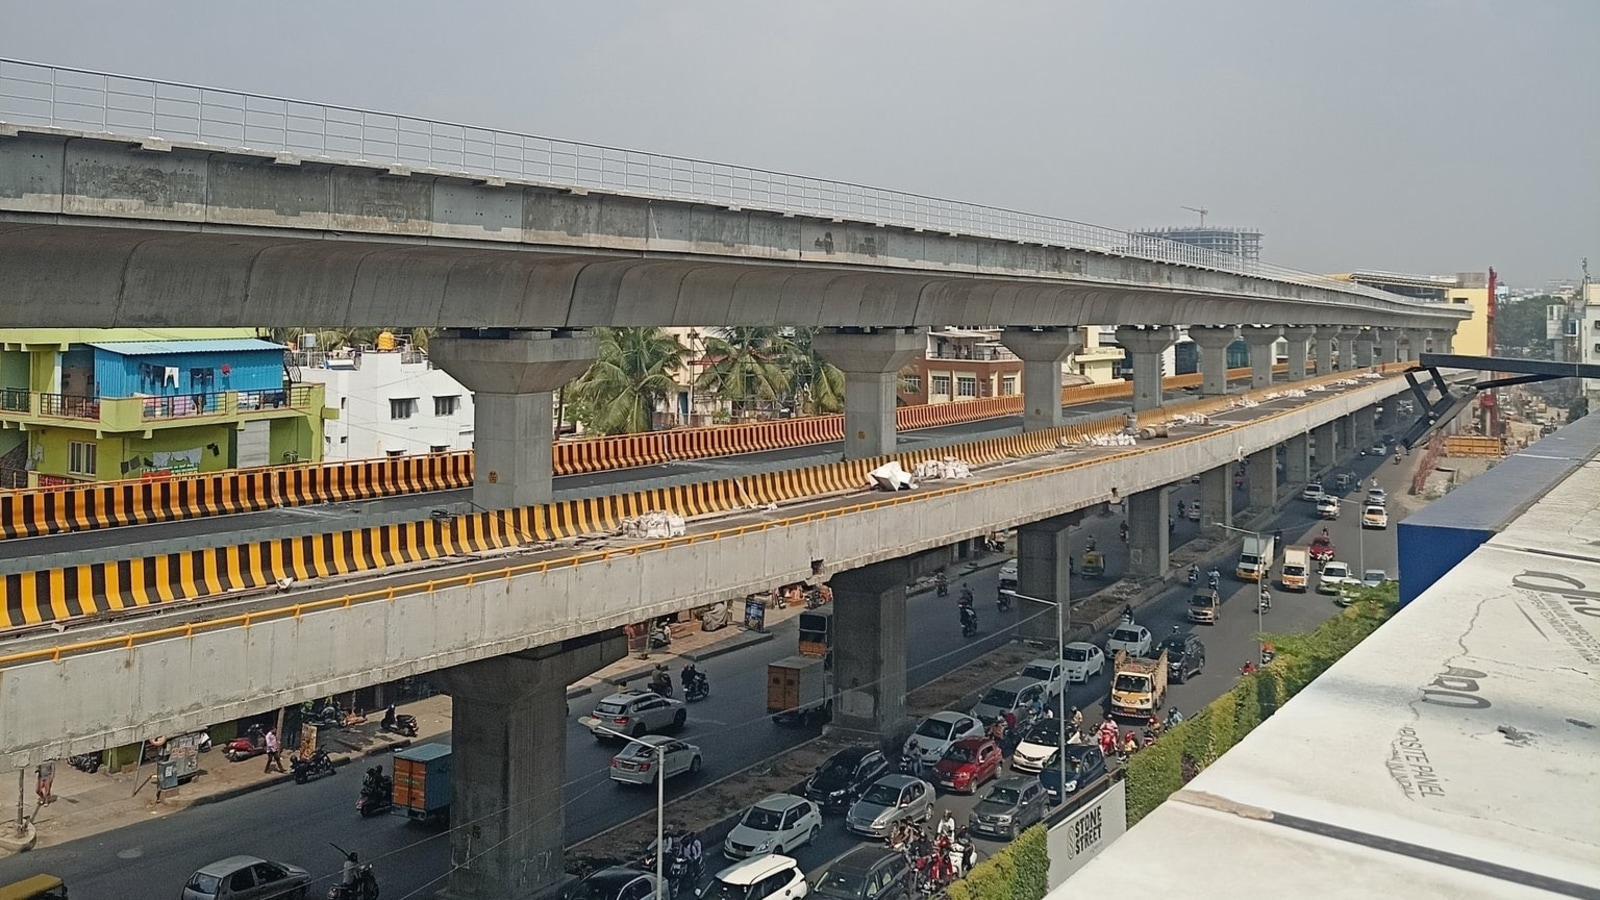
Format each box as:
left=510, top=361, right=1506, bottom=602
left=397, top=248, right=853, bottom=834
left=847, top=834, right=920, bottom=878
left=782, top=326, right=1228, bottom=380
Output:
left=0, top=454, right=1407, bottom=900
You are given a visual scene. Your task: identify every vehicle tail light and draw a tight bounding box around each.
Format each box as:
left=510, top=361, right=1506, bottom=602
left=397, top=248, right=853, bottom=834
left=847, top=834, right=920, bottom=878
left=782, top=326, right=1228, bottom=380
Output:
left=639, top=763, right=651, bottom=772
left=611, top=759, right=618, bottom=767
left=615, top=717, right=629, bottom=725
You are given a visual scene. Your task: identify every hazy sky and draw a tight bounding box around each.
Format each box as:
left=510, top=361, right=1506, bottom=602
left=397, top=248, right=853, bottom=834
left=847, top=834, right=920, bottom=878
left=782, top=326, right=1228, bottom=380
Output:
left=3, top=0, right=1595, bottom=285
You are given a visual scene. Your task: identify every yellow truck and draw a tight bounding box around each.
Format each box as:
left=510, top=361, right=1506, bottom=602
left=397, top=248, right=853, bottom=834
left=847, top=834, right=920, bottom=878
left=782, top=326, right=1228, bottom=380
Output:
left=1282, top=545, right=1311, bottom=592
left=1109, top=649, right=1168, bottom=722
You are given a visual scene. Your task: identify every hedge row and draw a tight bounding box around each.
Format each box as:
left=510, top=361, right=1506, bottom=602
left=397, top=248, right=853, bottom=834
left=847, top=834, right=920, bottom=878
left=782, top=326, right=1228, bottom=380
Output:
left=946, top=823, right=1049, bottom=900
left=1124, top=586, right=1398, bottom=824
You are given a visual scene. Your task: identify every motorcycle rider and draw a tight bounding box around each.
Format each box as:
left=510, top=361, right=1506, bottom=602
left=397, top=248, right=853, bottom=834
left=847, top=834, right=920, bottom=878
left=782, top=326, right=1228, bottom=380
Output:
left=681, top=662, right=703, bottom=694
left=1208, top=567, right=1221, bottom=590
left=1085, top=534, right=1097, bottom=552
left=682, top=830, right=704, bottom=883
left=1167, top=708, right=1184, bottom=727
left=1119, top=520, right=1129, bottom=543
left=935, top=571, right=949, bottom=596
left=1259, top=585, right=1272, bottom=611
left=1187, top=564, right=1200, bottom=586
left=959, top=583, right=974, bottom=606
left=936, top=810, right=957, bottom=841
left=649, top=664, right=672, bottom=696
left=959, top=603, right=978, bottom=636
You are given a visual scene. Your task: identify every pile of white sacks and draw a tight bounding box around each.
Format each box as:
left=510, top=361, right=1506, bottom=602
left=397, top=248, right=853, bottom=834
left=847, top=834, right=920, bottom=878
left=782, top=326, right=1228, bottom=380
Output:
left=1085, top=433, right=1138, bottom=448
left=913, top=458, right=974, bottom=481
left=619, top=511, right=687, bottom=539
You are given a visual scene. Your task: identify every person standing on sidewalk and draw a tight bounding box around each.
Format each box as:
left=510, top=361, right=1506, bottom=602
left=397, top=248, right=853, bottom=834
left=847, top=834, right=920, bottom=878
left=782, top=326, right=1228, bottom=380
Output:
left=35, top=759, right=55, bottom=807
left=263, top=729, right=285, bottom=774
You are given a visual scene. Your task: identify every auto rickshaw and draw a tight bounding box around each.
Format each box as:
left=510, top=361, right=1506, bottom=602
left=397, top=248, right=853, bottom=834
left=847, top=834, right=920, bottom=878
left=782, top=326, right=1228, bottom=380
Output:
left=1334, top=472, right=1353, bottom=493
left=0, top=874, right=69, bottom=900
left=1081, top=550, right=1106, bottom=579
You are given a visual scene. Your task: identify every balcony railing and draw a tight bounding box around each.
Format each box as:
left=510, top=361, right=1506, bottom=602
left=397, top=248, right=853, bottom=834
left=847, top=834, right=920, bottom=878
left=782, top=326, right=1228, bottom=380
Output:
left=927, top=346, right=1018, bottom=362
left=2, top=385, right=320, bottom=427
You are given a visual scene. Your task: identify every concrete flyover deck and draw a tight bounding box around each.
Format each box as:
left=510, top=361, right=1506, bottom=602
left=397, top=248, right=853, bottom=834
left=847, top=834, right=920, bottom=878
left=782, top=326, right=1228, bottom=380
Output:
left=0, top=371, right=1413, bottom=765
left=0, top=61, right=1465, bottom=331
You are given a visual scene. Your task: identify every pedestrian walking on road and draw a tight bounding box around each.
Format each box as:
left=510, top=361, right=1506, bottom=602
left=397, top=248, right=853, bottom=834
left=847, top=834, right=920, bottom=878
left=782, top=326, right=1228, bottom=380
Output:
left=264, top=729, right=285, bottom=774
left=35, top=759, right=55, bottom=807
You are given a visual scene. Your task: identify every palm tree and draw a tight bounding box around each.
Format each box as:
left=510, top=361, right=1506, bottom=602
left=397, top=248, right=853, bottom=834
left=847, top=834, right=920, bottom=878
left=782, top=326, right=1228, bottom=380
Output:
left=788, top=327, right=846, bottom=415
left=567, top=327, right=687, bottom=435
left=695, top=327, right=794, bottom=419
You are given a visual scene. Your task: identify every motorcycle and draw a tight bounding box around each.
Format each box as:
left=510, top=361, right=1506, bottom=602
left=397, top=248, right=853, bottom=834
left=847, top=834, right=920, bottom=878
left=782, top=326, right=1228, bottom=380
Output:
left=327, top=845, right=379, bottom=900
left=649, top=675, right=675, bottom=698
left=683, top=673, right=710, bottom=702
left=309, top=703, right=351, bottom=729
left=224, top=727, right=267, bottom=762
left=380, top=707, right=418, bottom=739
left=1207, top=571, right=1221, bottom=592
left=995, top=592, right=1012, bottom=613
left=1187, top=567, right=1199, bottom=587
left=1258, top=590, right=1272, bottom=613
left=357, top=768, right=392, bottom=817
left=935, top=577, right=949, bottom=598
left=69, top=753, right=101, bottom=774
left=960, top=607, right=978, bottom=638
left=649, top=624, right=673, bottom=650
left=291, top=747, right=337, bottom=785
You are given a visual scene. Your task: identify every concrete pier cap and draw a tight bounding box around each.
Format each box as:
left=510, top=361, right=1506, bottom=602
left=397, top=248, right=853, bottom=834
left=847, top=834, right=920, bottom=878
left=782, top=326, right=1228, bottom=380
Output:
left=1114, top=325, right=1177, bottom=412
left=1280, top=325, right=1316, bottom=381
left=813, top=327, right=926, bottom=459
left=1187, top=325, right=1240, bottom=397
left=430, top=328, right=598, bottom=510
left=1239, top=325, right=1282, bottom=389
left=1313, top=325, right=1341, bottom=374
left=1000, top=326, right=1084, bottom=431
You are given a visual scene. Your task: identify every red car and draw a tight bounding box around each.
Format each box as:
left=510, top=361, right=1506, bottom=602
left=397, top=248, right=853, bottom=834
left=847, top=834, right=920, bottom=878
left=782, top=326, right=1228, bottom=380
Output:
left=1310, top=535, right=1336, bottom=564
left=933, top=738, right=1003, bottom=794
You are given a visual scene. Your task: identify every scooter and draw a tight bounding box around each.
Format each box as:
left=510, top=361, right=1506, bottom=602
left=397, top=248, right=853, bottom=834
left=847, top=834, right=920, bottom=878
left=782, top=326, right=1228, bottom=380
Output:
left=1187, top=567, right=1200, bottom=587
left=356, top=768, right=393, bottom=818
left=1258, top=590, right=1272, bottom=613
left=326, top=845, right=379, bottom=900
left=380, top=707, right=419, bottom=739
left=224, top=727, right=267, bottom=762
left=995, top=592, right=1012, bottom=613
left=649, top=675, right=675, bottom=699
left=935, top=577, right=949, bottom=598
left=69, top=753, right=101, bottom=774
left=960, top=607, right=979, bottom=638
left=683, top=673, right=710, bottom=702
left=1208, top=571, right=1221, bottom=592
left=291, top=747, right=337, bottom=785
left=649, top=624, right=673, bottom=650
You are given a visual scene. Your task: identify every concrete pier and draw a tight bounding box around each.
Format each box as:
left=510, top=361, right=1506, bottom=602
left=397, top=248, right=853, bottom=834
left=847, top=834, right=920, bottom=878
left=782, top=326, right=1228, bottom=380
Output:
left=1188, top=325, right=1239, bottom=397
left=1116, top=326, right=1177, bottom=412
left=1015, top=513, right=1081, bottom=643
left=1001, top=327, right=1082, bottom=432
left=814, top=328, right=925, bottom=459
left=1126, top=486, right=1170, bottom=577
left=1241, top=326, right=1282, bottom=388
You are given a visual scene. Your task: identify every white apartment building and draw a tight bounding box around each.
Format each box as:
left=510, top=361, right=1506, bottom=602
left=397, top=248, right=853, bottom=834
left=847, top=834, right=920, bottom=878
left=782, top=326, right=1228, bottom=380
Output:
left=294, top=347, right=475, bottom=460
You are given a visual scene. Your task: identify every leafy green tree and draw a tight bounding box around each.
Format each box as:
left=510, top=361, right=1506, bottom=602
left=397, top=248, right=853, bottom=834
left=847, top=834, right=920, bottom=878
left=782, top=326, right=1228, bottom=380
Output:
left=787, top=327, right=846, bottom=415
left=1493, top=295, right=1563, bottom=355
left=567, top=327, right=687, bottom=435
left=695, top=327, right=793, bottom=418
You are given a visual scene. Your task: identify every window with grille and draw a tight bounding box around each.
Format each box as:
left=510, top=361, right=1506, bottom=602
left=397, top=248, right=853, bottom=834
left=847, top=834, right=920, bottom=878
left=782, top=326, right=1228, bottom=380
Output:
left=956, top=376, right=977, bottom=397
left=931, top=375, right=952, bottom=396
left=1001, top=376, right=1018, bottom=395
left=390, top=398, right=419, bottom=419
left=434, top=395, right=461, bottom=416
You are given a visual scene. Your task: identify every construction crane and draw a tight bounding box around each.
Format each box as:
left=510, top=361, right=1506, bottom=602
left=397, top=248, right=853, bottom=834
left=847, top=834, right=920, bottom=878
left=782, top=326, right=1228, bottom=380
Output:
left=1181, top=206, right=1209, bottom=227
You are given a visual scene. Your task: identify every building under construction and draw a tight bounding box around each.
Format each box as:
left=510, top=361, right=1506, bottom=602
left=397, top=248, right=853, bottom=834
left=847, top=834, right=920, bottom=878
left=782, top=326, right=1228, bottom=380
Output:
left=1134, top=226, right=1262, bottom=262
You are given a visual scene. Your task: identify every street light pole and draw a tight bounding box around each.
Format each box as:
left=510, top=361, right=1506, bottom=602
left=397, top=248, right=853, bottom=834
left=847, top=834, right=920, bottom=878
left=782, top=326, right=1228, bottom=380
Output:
left=1217, top=523, right=1267, bottom=662
left=592, top=724, right=667, bottom=892
left=1001, top=589, right=1070, bottom=806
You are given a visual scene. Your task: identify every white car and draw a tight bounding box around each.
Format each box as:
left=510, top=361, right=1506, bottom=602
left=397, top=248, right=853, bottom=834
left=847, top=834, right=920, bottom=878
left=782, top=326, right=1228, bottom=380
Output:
left=1104, top=624, right=1152, bottom=659
left=904, top=711, right=984, bottom=766
left=1361, top=569, right=1389, bottom=589
left=1366, top=487, right=1388, bottom=507
left=1317, top=561, right=1357, bottom=595
left=608, top=735, right=702, bottom=786
left=1061, top=642, right=1106, bottom=682
left=1362, top=505, right=1390, bottom=529
left=1301, top=484, right=1325, bottom=502
left=701, top=855, right=808, bottom=900
left=1017, top=658, right=1066, bottom=699
left=1316, top=496, right=1340, bottom=519
left=998, top=559, right=1018, bottom=589
left=1010, top=717, right=1085, bottom=774
left=723, top=794, right=822, bottom=859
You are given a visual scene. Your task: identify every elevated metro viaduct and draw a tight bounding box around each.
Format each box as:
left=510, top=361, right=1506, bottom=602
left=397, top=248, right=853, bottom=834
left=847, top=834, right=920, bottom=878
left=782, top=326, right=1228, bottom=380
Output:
left=0, top=60, right=1463, bottom=898
left=0, top=371, right=1428, bottom=898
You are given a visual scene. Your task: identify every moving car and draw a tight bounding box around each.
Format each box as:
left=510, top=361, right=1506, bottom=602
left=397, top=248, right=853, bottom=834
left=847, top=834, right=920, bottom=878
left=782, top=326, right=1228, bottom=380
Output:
left=904, top=712, right=984, bottom=767
left=1039, top=744, right=1107, bottom=804
left=1010, top=718, right=1072, bottom=774
left=932, top=738, right=1003, bottom=794
left=1362, top=505, right=1389, bottom=529
left=804, top=746, right=890, bottom=812
left=181, top=856, right=311, bottom=900
left=971, top=677, right=1046, bottom=726
left=1317, top=561, right=1357, bottom=595
left=968, top=776, right=1048, bottom=839
left=1300, top=484, right=1326, bottom=502
left=1156, top=632, right=1206, bottom=684
left=1366, top=487, right=1388, bottom=507
left=1104, top=624, right=1152, bottom=659
left=609, top=735, right=702, bottom=785
left=1362, top=569, right=1389, bottom=589
left=1309, top=535, right=1336, bottom=566
left=1061, top=643, right=1106, bottom=682
left=1316, top=496, right=1340, bottom=519
left=724, top=794, right=822, bottom=859
left=569, top=867, right=662, bottom=900
left=998, top=559, right=1018, bottom=591
left=583, top=689, right=687, bottom=740
left=1017, top=658, right=1066, bottom=699
left=699, top=855, right=808, bottom=900
left=1364, top=442, right=1387, bottom=456
left=846, top=775, right=933, bottom=838
left=810, top=847, right=912, bottom=900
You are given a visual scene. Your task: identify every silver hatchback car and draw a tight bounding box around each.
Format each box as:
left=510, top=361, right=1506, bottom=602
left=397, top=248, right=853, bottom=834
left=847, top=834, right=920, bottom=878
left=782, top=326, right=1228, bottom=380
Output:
left=845, top=774, right=933, bottom=838
left=181, top=855, right=311, bottom=900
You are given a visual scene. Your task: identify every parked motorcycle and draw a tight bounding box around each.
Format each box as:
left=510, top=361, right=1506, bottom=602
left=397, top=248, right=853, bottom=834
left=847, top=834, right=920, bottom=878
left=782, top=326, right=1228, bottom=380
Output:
left=649, top=623, right=673, bottom=650
left=357, top=767, right=393, bottom=818
left=291, top=747, right=337, bottom=785
left=380, top=705, right=418, bottom=738
left=69, top=753, right=101, bottom=774
left=224, top=726, right=267, bottom=762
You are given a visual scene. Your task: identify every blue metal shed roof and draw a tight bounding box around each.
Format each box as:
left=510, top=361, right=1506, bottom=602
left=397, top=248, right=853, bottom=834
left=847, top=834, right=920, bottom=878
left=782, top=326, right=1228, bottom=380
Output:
left=84, top=338, right=286, bottom=356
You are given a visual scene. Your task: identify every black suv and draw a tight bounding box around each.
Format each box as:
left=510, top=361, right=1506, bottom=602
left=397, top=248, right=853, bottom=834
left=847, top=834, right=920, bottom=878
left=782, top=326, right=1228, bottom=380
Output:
left=804, top=745, right=891, bottom=812
left=811, top=846, right=913, bottom=900
left=1158, top=632, right=1205, bottom=684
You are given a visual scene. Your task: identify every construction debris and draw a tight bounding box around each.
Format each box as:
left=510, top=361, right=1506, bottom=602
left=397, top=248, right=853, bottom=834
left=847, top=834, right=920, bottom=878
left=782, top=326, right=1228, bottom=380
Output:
left=912, top=458, right=973, bottom=480
left=868, top=461, right=918, bottom=491
left=618, top=511, right=687, bottom=539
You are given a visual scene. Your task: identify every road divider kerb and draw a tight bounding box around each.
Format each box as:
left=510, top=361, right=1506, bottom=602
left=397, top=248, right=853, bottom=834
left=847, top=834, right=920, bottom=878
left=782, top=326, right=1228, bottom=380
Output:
left=0, top=367, right=1406, bottom=667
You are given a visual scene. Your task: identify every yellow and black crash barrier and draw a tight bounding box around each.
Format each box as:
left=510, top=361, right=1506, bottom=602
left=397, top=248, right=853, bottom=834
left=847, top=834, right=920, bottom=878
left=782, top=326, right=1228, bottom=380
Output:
left=0, top=366, right=1395, bottom=641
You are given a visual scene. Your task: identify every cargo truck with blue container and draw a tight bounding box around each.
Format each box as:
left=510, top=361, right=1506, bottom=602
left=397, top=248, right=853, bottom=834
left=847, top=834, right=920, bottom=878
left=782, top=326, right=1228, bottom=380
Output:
left=392, top=743, right=452, bottom=823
